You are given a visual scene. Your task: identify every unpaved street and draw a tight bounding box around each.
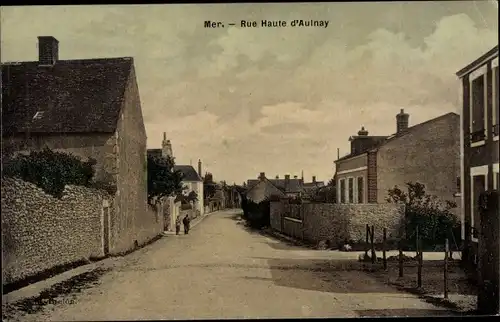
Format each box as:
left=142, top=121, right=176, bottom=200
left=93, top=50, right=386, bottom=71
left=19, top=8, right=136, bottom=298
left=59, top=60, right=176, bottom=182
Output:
left=15, top=209, right=455, bottom=320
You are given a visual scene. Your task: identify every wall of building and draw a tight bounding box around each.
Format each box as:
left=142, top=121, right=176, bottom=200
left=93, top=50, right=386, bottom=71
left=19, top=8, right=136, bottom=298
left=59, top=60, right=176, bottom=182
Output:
left=335, top=153, right=368, bottom=173
left=182, top=181, right=204, bottom=215
left=3, top=133, right=117, bottom=184
left=270, top=201, right=405, bottom=246
left=113, top=65, right=159, bottom=254
left=376, top=114, right=460, bottom=204
left=1, top=178, right=111, bottom=285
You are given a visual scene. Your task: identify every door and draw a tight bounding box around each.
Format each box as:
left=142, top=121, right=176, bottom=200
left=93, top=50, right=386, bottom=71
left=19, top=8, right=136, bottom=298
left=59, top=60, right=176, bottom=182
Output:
left=103, top=206, right=110, bottom=255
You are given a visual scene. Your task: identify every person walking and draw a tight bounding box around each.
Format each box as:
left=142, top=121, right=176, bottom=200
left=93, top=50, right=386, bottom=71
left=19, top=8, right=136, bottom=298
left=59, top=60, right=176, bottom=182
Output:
left=175, top=216, right=181, bottom=235
left=182, top=214, right=191, bottom=235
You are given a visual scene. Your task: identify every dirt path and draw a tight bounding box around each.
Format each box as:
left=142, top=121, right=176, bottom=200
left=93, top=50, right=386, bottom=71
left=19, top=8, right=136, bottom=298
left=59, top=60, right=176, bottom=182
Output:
left=6, top=210, right=457, bottom=320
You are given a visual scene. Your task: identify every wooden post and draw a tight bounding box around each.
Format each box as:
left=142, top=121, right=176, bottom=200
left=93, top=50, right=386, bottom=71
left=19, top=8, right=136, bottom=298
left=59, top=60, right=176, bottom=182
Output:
left=416, top=225, right=422, bottom=288
left=383, top=228, right=387, bottom=270
left=444, top=238, right=449, bottom=299
left=370, top=225, right=376, bottom=264
left=399, top=239, right=404, bottom=277
left=365, top=224, right=369, bottom=258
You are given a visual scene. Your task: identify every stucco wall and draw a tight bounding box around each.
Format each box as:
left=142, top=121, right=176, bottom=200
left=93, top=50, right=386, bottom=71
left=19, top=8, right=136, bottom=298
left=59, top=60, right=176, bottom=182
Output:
left=270, top=201, right=405, bottom=245
left=376, top=114, right=460, bottom=204
left=1, top=178, right=111, bottom=285
left=335, top=153, right=368, bottom=173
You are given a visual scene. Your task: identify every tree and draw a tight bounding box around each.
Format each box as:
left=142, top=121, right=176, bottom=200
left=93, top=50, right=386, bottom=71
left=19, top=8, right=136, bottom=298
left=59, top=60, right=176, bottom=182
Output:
left=186, top=190, right=198, bottom=203
left=203, top=172, right=217, bottom=200
left=147, top=154, right=183, bottom=204
left=386, top=182, right=460, bottom=250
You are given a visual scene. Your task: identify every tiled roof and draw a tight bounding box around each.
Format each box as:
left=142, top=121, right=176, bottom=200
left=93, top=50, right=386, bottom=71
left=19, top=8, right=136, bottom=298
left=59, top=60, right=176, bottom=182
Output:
left=174, top=165, right=202, bottom=182
left=245, top=179, right=286, bottom=203
left=246, top=178, right=303, bottom=193
left=1, top=57, right=134, bottom=134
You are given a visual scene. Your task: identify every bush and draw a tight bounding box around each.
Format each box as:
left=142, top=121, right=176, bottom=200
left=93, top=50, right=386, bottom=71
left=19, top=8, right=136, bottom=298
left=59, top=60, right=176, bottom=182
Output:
left=387, top=182, right=461, bottom=251
left=2, top=148, right=98, bottom=198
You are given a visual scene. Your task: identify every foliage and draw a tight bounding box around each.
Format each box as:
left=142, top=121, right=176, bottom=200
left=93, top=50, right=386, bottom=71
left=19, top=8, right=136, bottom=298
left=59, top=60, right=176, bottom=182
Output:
left=2, top=148, right=99, bottom=198
left=186, top=190, right=198, bottom=203
left=310, top=186, right=336, bottom=203
left=242, top=198, right=271, bottom=229
left=386, top=182, right=460, bottom=250
left=203, top=172, right=217, bottom=200
left=147, top=154, right=183, bottom=204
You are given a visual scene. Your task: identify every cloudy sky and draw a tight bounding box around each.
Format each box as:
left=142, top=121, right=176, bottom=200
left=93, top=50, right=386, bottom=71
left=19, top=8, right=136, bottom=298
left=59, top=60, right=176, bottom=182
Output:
left=1, top=2, right=498, bottom=185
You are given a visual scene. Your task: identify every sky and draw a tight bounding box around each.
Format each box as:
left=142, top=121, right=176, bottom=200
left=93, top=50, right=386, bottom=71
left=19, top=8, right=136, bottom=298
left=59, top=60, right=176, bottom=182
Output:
left=1, top=2, right=498, bottom=185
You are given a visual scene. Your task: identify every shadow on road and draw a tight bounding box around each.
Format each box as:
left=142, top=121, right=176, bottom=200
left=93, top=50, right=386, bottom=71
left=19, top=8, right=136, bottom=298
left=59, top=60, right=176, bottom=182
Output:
left=245, top=256, right=400, bottom=294
left=355, top=308, right=459, bottom=317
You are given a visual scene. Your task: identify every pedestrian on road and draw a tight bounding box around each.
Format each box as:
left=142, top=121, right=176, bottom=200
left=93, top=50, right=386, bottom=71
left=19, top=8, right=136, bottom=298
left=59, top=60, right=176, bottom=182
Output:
left=175, top=216, right=181, bottom=235
left=183, top=214, right=191, bottom=235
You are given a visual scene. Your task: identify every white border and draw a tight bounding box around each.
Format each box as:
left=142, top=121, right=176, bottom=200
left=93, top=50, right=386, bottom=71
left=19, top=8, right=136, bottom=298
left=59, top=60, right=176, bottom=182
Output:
left=337, top=166, right=368, bottom=175
left=470, top=165, right=488, bottom=243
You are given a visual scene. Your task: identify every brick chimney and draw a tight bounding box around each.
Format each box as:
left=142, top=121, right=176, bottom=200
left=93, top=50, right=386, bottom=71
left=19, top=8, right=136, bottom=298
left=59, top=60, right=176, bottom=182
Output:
left=38, top=36, right=59, bottom=66
left=396, top=109, right=409, bottom=134
left=259, top=172, right=266, bottom=181
left=198, top=159, right=202, bottom=177
left=312, top=176, right=316, bottom=183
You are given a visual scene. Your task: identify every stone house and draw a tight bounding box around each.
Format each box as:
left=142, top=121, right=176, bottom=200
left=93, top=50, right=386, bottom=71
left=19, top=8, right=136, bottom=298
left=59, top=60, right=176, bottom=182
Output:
left=1, top=36, right=155, bottom=254
left=245, top=173, right=286, bottom=203
left=334, top=110, right=461, bottom=207
left=456, top=45, right=498, bottom=265
left=174, top=164, right=204, bottom=215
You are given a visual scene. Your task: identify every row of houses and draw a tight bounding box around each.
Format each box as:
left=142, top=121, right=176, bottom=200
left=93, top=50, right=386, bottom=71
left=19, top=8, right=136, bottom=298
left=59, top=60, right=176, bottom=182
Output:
left=244, top=172, right=325, bottom=203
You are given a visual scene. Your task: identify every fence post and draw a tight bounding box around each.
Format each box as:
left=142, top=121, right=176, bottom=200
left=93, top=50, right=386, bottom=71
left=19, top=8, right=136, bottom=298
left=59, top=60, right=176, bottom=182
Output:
left=383, top=228, right=387, bottom=270
left=444, top=238, right=449, bottom=299
left=370, top=225, right=376, bottom=264
left=417, top=225, right=422, bottom=288
left=399, top=239, right=404, bottom=277
left=365, top=224, right=369, bottom=258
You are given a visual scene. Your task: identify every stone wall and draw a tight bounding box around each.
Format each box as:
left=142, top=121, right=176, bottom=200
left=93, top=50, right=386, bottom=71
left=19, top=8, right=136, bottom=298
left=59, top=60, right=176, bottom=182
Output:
left=270, top=201, right=405, bottom=246
left=1, top=178, right=111, bottom=285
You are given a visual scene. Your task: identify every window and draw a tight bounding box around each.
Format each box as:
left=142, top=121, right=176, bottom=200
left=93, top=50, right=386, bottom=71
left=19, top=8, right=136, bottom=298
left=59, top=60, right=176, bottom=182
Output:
left=471, top=76, right=486, bottom=142
left=471, top=175, right=486, bottom=239
left=33, top=111, right=45, bottom=120
left=357, top=177, right=364, bottom=204
left=340, top=179, right=346, bottom=204
left=348, top=177, right=354, bottom=203
left=494, top=171, right=499, bottom=190
left=456, top=177, right=461, bottom=192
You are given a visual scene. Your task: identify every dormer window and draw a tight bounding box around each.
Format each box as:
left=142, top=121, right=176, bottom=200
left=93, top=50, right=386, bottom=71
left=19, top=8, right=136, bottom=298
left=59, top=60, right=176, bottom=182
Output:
left=33, top=111, right=45, bottom=120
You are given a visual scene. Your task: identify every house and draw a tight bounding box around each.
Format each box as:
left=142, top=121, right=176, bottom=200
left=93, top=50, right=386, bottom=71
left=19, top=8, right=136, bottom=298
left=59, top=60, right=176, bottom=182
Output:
left=247, top=173, right=304, bottom=198
left=456, top=45, right=499, bottom=266
left=174, top=160, right=204, bottom=216
left=334, top=110, right=460, bottom=206
left=302, top=175, right=326, bottom=199
left=245, top=173, right=286, bottom=203
left=1, top=36, right=154, bottom=254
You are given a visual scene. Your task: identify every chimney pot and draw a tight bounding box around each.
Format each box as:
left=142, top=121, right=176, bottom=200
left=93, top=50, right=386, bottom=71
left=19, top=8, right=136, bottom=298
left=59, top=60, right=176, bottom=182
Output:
left=275, top=175, right=279, bottom=179
left=312, top=176, right=316, bottom=183
left=38, top=36, right=59, bottom=66
left=163, top=132, right=166, bottom=140
left=259, top=172, right=265, bottom=180
left=293, top=175, right=298, bottom=179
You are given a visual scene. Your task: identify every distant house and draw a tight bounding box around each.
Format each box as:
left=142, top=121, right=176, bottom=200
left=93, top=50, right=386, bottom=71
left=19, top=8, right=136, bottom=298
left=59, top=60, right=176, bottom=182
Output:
left=247, top=172, right=304, bottom=198
left=174, top=162, right=204, bottom=216
left=302, top=176, right=325, bottom=199
left=456, top=45, right=498, bottom=265
left=245, top=173, right=286, bottom=203
left=1, top=36, right=152, bottom=254
left=334, top=110, right=460, bottom=206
